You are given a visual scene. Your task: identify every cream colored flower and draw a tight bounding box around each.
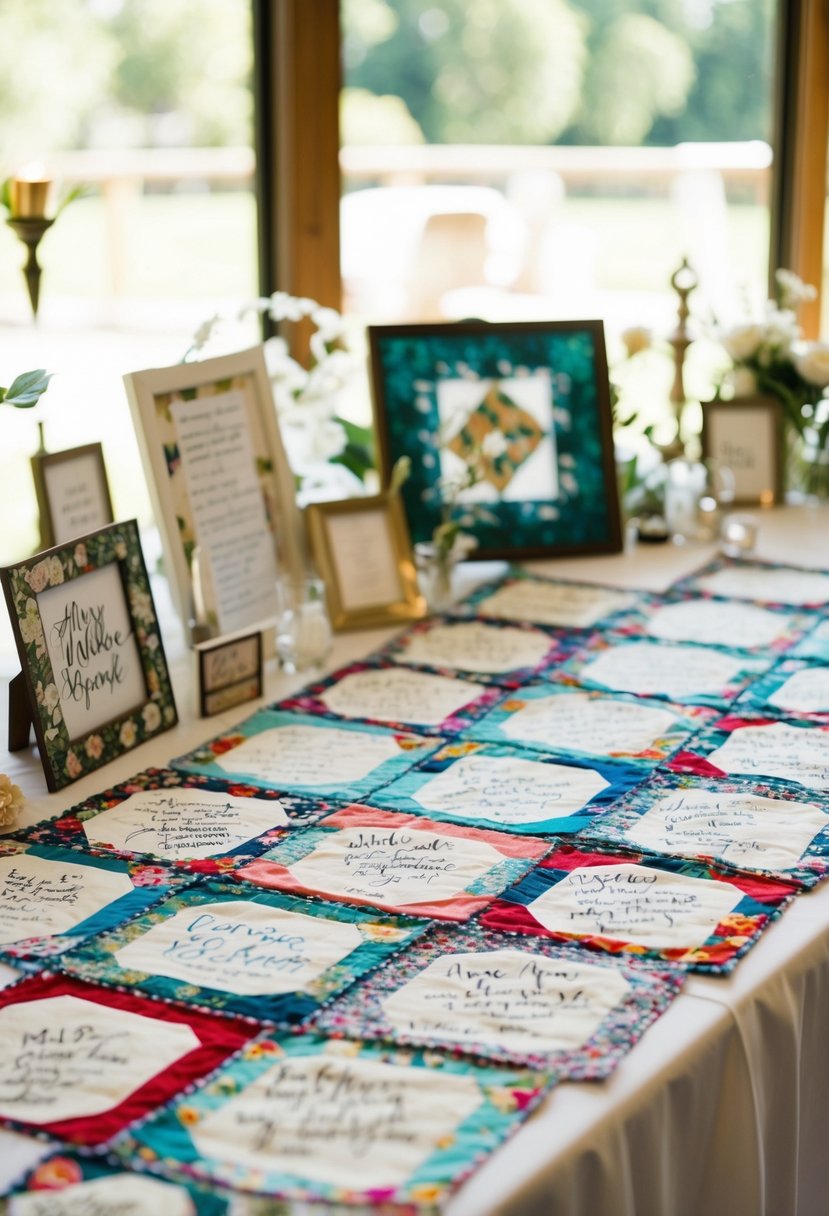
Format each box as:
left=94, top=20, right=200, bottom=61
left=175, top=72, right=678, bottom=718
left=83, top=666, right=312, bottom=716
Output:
left=74, top=542, right=88, bottom=568
left=722, top=323, right=766, bottom=362
left=0, top=774, right=24, bottom=827
left=729, top=367, right=759, bottom=397
left=621, top=325, right=652, bottom=357
left=25, top=560, right=50, bottom=593
left=142, top=702, right=162, bottom=732
left=794, top=341, right=829, bottom=387
left=19, top=599, right=44, bottom=651
left=65, top=751, right=82, bottom=779
left=120, top=720, right=137, bottom=748
left=47, top=556, right=64, bottom=586
left=85, top=734, right=104, bottom=760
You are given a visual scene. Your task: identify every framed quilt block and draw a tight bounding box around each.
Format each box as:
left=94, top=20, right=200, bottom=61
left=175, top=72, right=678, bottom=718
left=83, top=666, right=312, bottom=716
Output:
left=125, top=1032, right=551, bottom=1209
left=59, top=880, right=428, bottom=1028
left=375, top=616, right=564, bottom=687
left=672, top=556, right=829, bottom=609
left=455, top=569, right=640, bottom=630
left=16, top=768, right=324, bottom=876
left=480, top=842, right=797, bottom=972
left=579, top=771, right=829, bottom=888
left=555, top=634, right=771, bottom=708
left=0, top=841, right=187, bottom=965
left=234, top=804, right=550, bottom=921
left=606, top=592, right=811, bottom=656
left=170, top=710, right=444, bottom=802
left=274, top=659, right=505, bottom=735
left=6, top=1154, right=229, bottom=1216
left=0, top=973, right=253, bottom=1146
left=367, top=739, right=644, bottom=835
left=315, top=922, right=683, bottom=1076
left=736, top=658, right=829, bottom=719
left=468, top=682, right=717, bottom=767
left=666, top=714, right=829, bottom=795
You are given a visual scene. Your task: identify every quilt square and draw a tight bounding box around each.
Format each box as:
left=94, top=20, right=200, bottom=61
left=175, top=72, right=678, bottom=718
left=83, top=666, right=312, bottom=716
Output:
left=5, top=1153, right=229, bottom=1215
left=0, top=841, right=187, bottom=965
left=59, top=880, right=427, bottom=1028
left=792, top=619, right=829, bottom=663
left=555, top=634, right=771, bottom=707
left=480, top=842, right=797, bottom=973
left=16, top=768, right=324, bottom=876
left=578, top=771, right=829, bottom=888
left=667, top=713, right=829, bottom=795
left=736, top=658, right=829, bottom=719
left=606, top=591, right=811, bottom=656
left=315, top=922, right=683, bottom=1077
left=468, top=682, right=717, bottom=767
left=672, top=556, right=829, bottom=609
left=0, top=973, right=253, bottom=1146
left=366, top=739, right=644, bottom=835
left=274, top=659, right=505, bottom=735
left=375, top=616, right=564, bottom=687
left=170, top=710, right=444, bottom=802
left=234, top=805, right=550, bottom=921
left=455, top=569, right=640, bottom=630
left=124, top=1032, right=551, bottom=1209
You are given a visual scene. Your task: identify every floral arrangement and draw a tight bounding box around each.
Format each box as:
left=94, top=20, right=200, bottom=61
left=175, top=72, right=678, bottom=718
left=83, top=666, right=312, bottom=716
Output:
left=186, top=293, right=374, bottom=500
left=0, top=773, right=23, bottom=828
left=720, top=269, right=829, bottom=496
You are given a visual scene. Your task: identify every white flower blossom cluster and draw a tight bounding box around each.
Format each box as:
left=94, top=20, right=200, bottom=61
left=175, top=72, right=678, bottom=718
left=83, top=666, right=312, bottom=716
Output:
left=721, top=270, right=829, bottom=394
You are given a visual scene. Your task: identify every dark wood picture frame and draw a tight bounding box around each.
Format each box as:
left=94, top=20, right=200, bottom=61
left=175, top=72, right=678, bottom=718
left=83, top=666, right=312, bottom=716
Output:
left=31, top=442, right=114, bottom=549
left=369, top=319, right=622, bottom=560
left=1, top=520, right=177, bottom=791
left=701, top=396, right=784, bottom=505
left=195, top=628, right=264, bottom=717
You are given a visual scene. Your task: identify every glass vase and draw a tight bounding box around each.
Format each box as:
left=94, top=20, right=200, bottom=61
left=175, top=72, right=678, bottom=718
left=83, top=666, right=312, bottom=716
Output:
left=413, top=541, right=466, bottom=614
left=786, top=432, right=829, bottom=505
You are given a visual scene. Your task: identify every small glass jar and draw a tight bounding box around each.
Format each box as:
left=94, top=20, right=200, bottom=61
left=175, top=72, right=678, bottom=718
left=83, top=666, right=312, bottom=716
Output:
left=274, top=574, right=333, bottom=673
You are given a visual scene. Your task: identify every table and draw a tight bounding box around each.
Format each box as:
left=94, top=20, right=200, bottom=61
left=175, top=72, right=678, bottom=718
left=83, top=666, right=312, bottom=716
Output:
left=2, top=506, right=828, bottom=1215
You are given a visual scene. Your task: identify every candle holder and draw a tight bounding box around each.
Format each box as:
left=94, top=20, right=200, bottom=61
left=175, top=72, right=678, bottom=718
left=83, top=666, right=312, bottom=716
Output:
left=5, top=216, right=54, bottom=318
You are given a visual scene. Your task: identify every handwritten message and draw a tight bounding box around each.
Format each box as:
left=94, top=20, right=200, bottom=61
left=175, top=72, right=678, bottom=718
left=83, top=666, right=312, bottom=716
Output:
left=83, top=788, right=286, bottom=860
left=413, top=753, right=608, bottom=824
left=767, top=666, right=829, bottom=713
left=37, top=564, right=147, bottom=740
left=646, top=600, right=792, bottom=649
left=381, top=948, right=631, bottom=1055
left=115, top=900, right=362, bottom=996
left=476, top=580, right=636, bottom=628
left=191, top=1054, right=482, bottom=1189
left=201, top=634, right=260, bottom=692
left=707, top=721, right=829, bottom=791
left=8, top=1173, right=196, bottom=1216
left=624, top=789, right=827, bottom=870
left=42, top=451, right=111, bottom=546
left=0, top=853, right=132, bottom=946
left=172, top=390, right=278, bottom=634
left=320, top=669, right=487, bottom=727
left=580, top=643, right=750, bottom=700
left=326, top=510, right=403, bottom=610
left=214, top=724, right=402, bottom=788
left=0, top=994, right=198, bottom=1123
left=501, top=691, right=678, bottom=755
left=288, top=826, right=504, bottom=905
left=529, top=862, right=740, bottom=948
left=398, top=622, right=550, bottom=676
left=695, top=566, right=829, bottom=606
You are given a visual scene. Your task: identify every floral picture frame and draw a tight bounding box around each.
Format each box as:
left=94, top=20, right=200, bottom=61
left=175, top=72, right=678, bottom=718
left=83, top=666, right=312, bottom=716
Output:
left=0, top=520, right=177, bottom=791
left=369, top=319, right=622, bottom=559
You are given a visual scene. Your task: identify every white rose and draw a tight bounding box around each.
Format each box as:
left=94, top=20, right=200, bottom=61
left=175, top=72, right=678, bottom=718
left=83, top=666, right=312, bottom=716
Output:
left=309, top=419, right=347, bottom=462
left=722, top=323, right=765, bottom=362
left=794, top=341, right=829, bottom=387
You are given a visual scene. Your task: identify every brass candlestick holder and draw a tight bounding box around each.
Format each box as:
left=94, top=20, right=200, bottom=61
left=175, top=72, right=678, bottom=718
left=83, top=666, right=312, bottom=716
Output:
left=665, top=256, right=698, bottom=453
left=6, top=216, right=54, bottom=319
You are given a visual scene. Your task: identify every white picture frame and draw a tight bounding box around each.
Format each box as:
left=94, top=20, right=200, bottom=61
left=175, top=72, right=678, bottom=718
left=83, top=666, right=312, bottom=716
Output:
left=124, top=346, right=302, bottom=636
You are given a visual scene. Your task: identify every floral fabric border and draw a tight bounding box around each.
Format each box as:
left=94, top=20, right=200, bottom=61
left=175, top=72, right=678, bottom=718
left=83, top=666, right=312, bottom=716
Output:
left=366, top=739, right=644, bottom=835
left=170, top=710, right=445, bottom=802
left=666, top=713, right=829, bottom=795
left=451, top=568, right=641, bottom=631
left=234, top=804, right=550, bottom=921
left=122, top=1032, right=552, bottom=1210
left=735, top=658, right=829, bottom=720
left=670, top=555, right=829, bottom=609
left=480, top=842, right=797, bottom=973
left=314, top=922, right=683, bottom=1076
left=58, top=880, right=428, bottom=1029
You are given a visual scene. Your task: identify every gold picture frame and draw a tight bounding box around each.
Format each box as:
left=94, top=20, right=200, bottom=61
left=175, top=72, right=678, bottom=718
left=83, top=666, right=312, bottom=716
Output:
left=306, top=493, right=425, bottom=630
left=31, top=442, right=114, bottom=549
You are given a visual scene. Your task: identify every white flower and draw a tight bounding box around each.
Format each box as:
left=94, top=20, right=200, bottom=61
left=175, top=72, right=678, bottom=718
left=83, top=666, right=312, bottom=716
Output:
left=620, top=326, right=652, bottom=357
left=309, top=419, right=348, bottom=462
left=794, top=341, right=829, bottom=388
left=722, top=323, right=766, bottom=362
left=481, top=429, right=509, bottom=459
left=729, top=367, right=759, bottom=397
left=142, top=702, right=162, bottom=732
left=775, top=268, right=817, bottom=310
left=0, top=774, right=23, bottom=828
left=762, top=304, right=800, bottom=350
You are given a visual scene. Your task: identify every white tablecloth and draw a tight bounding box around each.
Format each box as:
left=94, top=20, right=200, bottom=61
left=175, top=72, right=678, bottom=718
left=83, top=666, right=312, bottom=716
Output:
left=2, top=506, right=829, bottom=1215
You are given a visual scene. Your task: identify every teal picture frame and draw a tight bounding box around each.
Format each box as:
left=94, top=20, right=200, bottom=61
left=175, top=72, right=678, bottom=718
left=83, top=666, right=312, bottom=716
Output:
left=370, top=319, right=622, bottom=559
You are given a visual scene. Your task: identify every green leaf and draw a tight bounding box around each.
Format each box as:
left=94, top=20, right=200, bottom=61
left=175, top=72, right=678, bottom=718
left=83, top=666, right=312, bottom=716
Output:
left=2, top=369, right=52, bottom=408
left=54, top=183, right=87, bottom=218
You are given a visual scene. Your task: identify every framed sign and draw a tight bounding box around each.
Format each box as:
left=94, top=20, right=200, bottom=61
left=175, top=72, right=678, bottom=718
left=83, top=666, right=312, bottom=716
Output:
left=1, top=520, right=177, bottom=791
left=124, top=346, right=302, bottom=637
left=369, top=319, right=622, bottom=560
left=306, top=493, right=425, bottom=629
left=195, top=628, right=263, bottom=716
left=701, top=396, right=783, bottom=505
left=31, top=442, right=114, bottom=548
